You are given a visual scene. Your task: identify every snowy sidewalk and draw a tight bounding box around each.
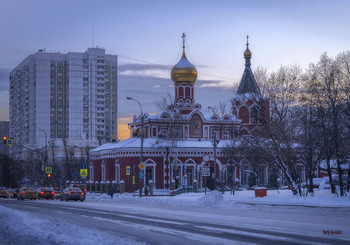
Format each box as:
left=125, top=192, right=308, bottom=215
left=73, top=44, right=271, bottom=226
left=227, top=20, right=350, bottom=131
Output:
left=87, top=189, right=350, bottom=209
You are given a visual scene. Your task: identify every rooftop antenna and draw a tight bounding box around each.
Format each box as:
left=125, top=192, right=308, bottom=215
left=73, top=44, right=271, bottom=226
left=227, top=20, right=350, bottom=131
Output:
left=92, top=21, right=95, bottom=48
left=182, top=32, right=186, bottom=55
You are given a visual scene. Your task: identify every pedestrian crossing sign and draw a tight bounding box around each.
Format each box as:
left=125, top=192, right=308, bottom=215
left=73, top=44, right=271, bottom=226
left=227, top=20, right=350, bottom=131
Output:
left=80, top=169, right=88, bottom=177
left=46, top=167, right=52, bottom=174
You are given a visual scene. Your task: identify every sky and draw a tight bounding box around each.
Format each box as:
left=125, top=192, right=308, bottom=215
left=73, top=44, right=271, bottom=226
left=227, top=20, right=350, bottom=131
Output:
left=0, top=0, right=349, bottom=140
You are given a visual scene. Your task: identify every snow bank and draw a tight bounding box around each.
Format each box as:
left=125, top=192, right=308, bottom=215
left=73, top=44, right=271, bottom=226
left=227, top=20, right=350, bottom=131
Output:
left=0, top=206, right=144, bottom=245
left=86, top=189, right=350, bottom=209
left=199, top=190, right=224, bottom=206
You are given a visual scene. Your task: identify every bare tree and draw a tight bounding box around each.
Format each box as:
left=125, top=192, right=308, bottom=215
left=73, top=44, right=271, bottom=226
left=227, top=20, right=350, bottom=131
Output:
left=155, top=93, right=182, bottom=188
left=242, top=64, right=304, bottom=195
left=307, top=53, right=349, bottom=196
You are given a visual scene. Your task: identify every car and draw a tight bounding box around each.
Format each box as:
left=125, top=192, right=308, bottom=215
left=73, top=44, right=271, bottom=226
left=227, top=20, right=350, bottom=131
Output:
left=18, top=187, right=37, bottom=200
left=301, top=178, right=327, bottom=189
left=0, top=187, right=9, bottom=198
left=69, top=184, right=87, bottom=200
left=319, top=180, right=331, bottom=190
left=12, top=189, right=20, bottom=198
left=169, top=187, right=194, bottom=196
left=37, top=187, right=55, bottom=200
left=53, top=187, right=62, bottom=199
left=60, top=187, right=85, bottom=202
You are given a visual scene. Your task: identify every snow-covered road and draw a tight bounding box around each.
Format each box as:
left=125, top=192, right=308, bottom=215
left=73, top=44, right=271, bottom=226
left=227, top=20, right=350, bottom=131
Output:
left=1, top=190, right=349, bottom=245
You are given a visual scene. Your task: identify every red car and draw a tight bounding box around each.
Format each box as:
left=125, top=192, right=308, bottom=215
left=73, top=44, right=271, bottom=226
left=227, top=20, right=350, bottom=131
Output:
left=38, top=187, right=55, bottom=200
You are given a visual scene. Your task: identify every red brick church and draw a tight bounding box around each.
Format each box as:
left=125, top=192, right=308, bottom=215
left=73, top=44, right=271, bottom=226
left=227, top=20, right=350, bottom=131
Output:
left=90, top=35, right=270, bottom=192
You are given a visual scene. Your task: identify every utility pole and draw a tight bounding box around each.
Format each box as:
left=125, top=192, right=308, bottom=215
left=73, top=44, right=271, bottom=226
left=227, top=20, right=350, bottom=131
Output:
left=127, top=97, right=144, bottom=197
left=212, top=134, right=220, bottom=189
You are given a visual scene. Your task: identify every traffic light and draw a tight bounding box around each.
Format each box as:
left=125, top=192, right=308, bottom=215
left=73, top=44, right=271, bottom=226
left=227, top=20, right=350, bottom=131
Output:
left=47, top=173, right=51, bottom=178
left=2, top=137, right=13, bottom=145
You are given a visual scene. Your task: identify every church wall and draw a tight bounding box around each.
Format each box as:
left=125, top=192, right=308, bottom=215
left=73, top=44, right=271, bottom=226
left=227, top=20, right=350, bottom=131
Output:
left=105, top=158, right=115, bottom=182
left=93, top=160, right=102, bottom=182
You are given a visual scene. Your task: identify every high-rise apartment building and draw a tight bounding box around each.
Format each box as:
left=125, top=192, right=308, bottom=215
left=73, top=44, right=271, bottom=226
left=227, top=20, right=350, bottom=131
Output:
left=9, top=48, right=118, bottom=159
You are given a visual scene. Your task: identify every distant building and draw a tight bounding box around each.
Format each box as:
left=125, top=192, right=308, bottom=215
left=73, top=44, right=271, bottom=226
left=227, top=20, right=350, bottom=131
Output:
left=0, top=121, right=9, bottom=156
left=90, top=35, right=270, bottom=191
left=9, top=48, right=118, bottom=161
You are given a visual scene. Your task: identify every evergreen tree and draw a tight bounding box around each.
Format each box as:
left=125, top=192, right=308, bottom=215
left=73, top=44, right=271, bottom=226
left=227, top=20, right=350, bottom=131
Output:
left=268, top=167, right=279, bottom=189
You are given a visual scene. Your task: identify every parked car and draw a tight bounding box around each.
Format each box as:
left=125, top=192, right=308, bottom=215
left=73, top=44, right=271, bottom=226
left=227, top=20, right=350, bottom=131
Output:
left=319, top=180, right=331, bottom=190
left=60, top=187, right=85, bottom=202
left=169, top=187, right=194, bottom=196
left=0, top=187, right=9, bottom=198
left=302, top=178, right=327, bottom=189
left=37, top=187, right=55, bottom=200
left=12, top=189, right=20, bottom=198
left=18, top=187, right=37, bottom=200
left=53, top=187, right=62, bottom=199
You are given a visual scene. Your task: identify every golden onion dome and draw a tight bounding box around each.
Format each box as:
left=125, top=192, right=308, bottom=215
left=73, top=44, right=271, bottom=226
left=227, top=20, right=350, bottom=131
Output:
left=244, top=35, right=252, bottom=59
left=171, top=33, right=198, bottom=85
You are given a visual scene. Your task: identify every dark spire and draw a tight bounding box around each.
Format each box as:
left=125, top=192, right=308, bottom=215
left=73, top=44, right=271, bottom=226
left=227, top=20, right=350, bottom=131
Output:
left=236, top=36, right=260, bottom=96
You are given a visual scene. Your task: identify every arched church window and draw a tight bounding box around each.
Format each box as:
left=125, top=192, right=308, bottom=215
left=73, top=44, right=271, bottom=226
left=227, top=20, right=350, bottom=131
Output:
left=238, top=106, right=249, bottom=124
left=179, top=87, right=184, bottom=97
left=185, top=87, right=190, bottom=97
left=190, top=114, right=202, bottom=138
left=251, top=108, right=259, bottom=124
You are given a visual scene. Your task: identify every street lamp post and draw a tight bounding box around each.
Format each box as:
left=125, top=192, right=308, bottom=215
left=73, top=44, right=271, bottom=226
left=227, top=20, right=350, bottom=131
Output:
left=126, top=97, right=144, bottom=197
left=36, top=127, right=48, bottom=170
left=211, top=134, right=220, bottom=189
left=36, top=127, right=48, bottom=186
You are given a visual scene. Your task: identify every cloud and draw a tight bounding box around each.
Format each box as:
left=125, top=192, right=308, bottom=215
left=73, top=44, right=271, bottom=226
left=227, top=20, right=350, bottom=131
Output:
left=0, top=67, right=10, bottom=91
left=118, top=73, right=236, bottom=118
left=119, top=63, right=171, bottom=72
left=119, top=63, right=171, bottom=79
left=0, top=91, right=9, bottom=121
left=196, top=79, right=238, bottom=90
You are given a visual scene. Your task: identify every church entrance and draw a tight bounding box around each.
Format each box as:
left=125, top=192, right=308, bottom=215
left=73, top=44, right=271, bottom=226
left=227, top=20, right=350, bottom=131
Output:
left=145, top=167, right=153, bottom=186
left=186, top=168, right=193, bottom=187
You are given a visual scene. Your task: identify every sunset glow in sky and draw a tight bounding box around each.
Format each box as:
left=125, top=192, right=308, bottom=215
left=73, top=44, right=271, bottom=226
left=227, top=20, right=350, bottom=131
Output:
left=1, top=0, right=349, bottom=140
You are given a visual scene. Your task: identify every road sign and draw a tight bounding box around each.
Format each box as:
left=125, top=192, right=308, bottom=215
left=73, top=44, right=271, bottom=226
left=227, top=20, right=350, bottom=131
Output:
left=133, top=176, right=135, bottom=184
left=202, top=172, right=210, bottom=176
left=202, top=167, right=210, bottom=172
left=138, top=171, right=145, bottom=178
left=138, top=163, right=145, bottom=170
left=81, top=163, right=87, bottom=169
left=6, top=139, right=13, bottom=146
left=203, top=154, right=210, bottom=162
left=46, top=167, right=52, bottom=174
left=80, top=169, right=88, bottom=177
left=126, top=166, right=130, bottom=175
left=203, top=162, right=210, bottom=167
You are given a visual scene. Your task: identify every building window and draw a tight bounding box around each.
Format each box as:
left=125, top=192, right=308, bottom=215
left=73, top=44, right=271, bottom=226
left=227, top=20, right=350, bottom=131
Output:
left=251, top=108, right=259, bottom=124
left=212, top=128, right=219, bottom=139
left=159, top=128, right=168, bottom=139
left=223, top=130, right=230, bottom=140
left=190, top=115, right=202, bottom=138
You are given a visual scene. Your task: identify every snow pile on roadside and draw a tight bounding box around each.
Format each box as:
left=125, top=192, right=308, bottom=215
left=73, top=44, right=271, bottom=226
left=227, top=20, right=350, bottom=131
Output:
left=0, top=206, right=144, bottom=245
left=199, top=190, right=223, bottom=206
left=86, top=189, right=350, bottom=209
